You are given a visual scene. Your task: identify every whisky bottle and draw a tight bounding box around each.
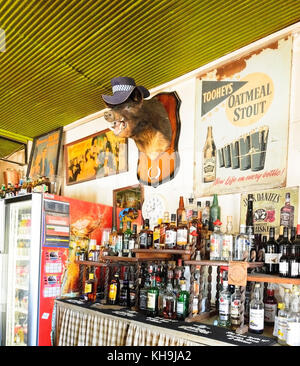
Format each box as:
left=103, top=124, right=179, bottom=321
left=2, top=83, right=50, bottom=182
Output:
left=203, top=126, right=216, bottom=183
left=109, top=226, right=118, bottom=252
left=280, top=192, right=295, bottom=228
left=153, top=218, right=162, bottom=249
left=129, top=224, right=138, bottom=257
left=278, top=226, right=291, bottom=263
left=119, top=270, right=130, bottom=307
left=160, top=212, right=170, bottom=249
left=176, top=210, right=188, bottom=249
left=165, top=214, right=177, bottom=249
left=139, top=219, right=153, bottom=249
left=147, top=273, right=159, bottom=317
left=188, top=210, right=198, bottom=244
left=176, top=196, right=186, bottom=226
left=84, top=271, right=97, bottom=303
left=186, top=197, right=195, bottom=223
left=139, top=271, right=151, bottom=312
left=108, top=271, right=120, bottom=305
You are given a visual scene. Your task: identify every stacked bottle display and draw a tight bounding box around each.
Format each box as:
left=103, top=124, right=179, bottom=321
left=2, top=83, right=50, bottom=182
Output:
left=216, top=275, right=300, bottom=346
left=106, top=260, right=194, bottom=321
left=0, top=176, right=54, bottom=198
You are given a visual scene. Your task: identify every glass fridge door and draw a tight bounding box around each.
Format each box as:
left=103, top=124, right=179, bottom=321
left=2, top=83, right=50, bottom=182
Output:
left=5, top=198, right=40, bottom=346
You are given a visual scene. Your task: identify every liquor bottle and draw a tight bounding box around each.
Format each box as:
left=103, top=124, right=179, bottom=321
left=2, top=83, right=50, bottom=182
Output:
left=153, top=218, right=162, bottom=249
left=256, top=234, right=265, bottom=264
left=230, top=286, right=241, bottom=330
left=176, top=272, right=190, bottom=320
left=290, top=227, right=296, bottom=243
left=244, top=281, right=252, bottom=323
left=119, top=270, right=130, bottom=307
left=246, top=194, right=255, bottom=261
left=245, top=194, right=254, bottom=231
left=210, top=219, right=223, bottom=260
left=139, top=270, right=151, bottom=312
left=109, top=226, right=118, bottom=252
left=196, top=202, right=203, bottom=247
left=186, top=197, right=195, bottom=223
left=128, top=266, right=136, bottom=307
left=289, top=237, right=299, bottom=278
left=160, top=212, right=170, bottom=249
left=277, top=225, right=284, bottom=244
left=176, top=196, right=186, bottom=226
left=128, top=224, right=138, bottom=257
left=87, top=239, right=98, bottom=262
left=264, top=284, right=277, bottom=326
left=116, top=221, right=124, bottom=255
left=286, top=291, right=300, bottom=346
left=138, top=219, right=153, bottom=249
left=294, top=224, right=300, bottom=260
left=264, top=227, right=279, bottom=274
left=122, top=221, right=132, bottom=257
left=218, top=271, right=231, bottom=328
left=202, top=201, right=210, bottom=226
left=280, top=192, right=295, bottom=228
left=84, top=271, right=97, bottom=302
left=249, top=283, right=264, bottom=334
left=209, top=194, right=220, bottom=231
left=176, top=210, right=188, bottom=250
left=191, top=267, right=201, bottom=315
left=234, top=224, right=249, bottom=261
left=165, top=214, right=177, bottom=249
left=147, top=272, right=159, bottom=317
left=203, top=125, right=216, bottom=183
left=188, top=210, right=198, bottom=244
left=162, top=274, right=176, bottom=319
left=279, top=226, right=291, bottom=259
left=222, top=216, right=234, bottom=261
left=279, top=242, right=290, bottom=278
left=108, top=271, right=120, bottom=305
left=277, top=302, right=288, bottom=345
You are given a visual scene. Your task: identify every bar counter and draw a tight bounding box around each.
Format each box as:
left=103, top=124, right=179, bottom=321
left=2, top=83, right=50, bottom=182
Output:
left=54, top=299, right=277, bottom=347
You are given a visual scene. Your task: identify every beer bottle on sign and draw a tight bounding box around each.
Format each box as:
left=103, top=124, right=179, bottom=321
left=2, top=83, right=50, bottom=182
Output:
left=203, top=126, right=216, bottom=183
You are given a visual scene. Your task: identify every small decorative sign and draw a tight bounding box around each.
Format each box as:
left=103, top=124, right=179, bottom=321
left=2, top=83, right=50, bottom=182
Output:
left=228, top=261, right=248, bottom=287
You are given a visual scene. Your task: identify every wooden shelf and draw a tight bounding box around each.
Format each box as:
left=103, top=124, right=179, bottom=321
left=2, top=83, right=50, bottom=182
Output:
left=133, top=249, right=192, bottom=254
left=75, top=260, right=107, bottom=267
left=184, top=260, right=264, bottom=268
left=247, top=272, right=300, bottom=285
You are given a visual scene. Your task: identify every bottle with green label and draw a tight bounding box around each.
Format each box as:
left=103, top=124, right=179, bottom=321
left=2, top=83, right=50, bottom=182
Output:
left=122, top=221, right=132, bottom=257
left=146, top=272, right=159, bottom=317
left=176, top=272, right=190, bottom=320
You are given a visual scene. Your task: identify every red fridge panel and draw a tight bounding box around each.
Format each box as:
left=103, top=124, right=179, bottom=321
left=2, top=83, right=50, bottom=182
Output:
left=38, top=194, right=112, bottom=346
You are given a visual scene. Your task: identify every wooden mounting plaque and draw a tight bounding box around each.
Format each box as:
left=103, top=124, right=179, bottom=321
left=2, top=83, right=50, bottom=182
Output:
left=228, top=261, right=248, bottom=287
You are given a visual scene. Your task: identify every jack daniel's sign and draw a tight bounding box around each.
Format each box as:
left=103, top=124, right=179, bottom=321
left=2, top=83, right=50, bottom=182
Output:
left=240, top=186, right=298, bottom=237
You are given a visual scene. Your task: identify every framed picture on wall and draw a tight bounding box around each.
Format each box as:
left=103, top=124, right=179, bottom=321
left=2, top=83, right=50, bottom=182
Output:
left=27, top=127, right=63, bottom=180
left=64, top=128, right=128, bottom=185
left=113, top=184, right=144, bottom=229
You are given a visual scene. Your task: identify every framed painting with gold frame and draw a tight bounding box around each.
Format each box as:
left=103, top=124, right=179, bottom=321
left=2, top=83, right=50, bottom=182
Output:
left=64, top=128, right=128, bottom=185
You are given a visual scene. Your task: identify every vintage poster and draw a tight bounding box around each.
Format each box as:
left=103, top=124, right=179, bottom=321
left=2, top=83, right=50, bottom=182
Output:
left=64, top=128, right=128, bottom=185
left=27, top=127, right=63, bottom=179
left=240, top=186, right=298, bottom=237
left=194, top=36, right=293, bottom=196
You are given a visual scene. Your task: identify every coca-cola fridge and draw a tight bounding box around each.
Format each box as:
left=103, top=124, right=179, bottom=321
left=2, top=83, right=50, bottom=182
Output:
left=0, top=193, right=112, bottom=346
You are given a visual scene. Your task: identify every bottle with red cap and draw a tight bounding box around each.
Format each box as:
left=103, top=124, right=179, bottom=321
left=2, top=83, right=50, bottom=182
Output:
left=210, top=219, right=223, bottom=260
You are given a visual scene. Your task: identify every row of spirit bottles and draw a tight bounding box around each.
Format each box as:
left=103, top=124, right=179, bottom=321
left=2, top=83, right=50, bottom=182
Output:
left=217, top=277, right=300, bottom=346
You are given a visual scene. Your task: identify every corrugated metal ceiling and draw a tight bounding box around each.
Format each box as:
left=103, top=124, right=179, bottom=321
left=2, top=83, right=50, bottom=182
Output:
left=0, top=0, right=300, bottom=156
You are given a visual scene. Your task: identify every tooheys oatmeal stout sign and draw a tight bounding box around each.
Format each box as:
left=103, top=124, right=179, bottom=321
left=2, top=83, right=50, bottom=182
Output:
left=194, top=36, right=293, bottom=196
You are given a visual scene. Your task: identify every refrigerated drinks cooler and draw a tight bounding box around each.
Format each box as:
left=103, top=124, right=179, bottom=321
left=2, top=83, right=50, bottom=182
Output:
left=0, top=193, right=112, bottom=346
